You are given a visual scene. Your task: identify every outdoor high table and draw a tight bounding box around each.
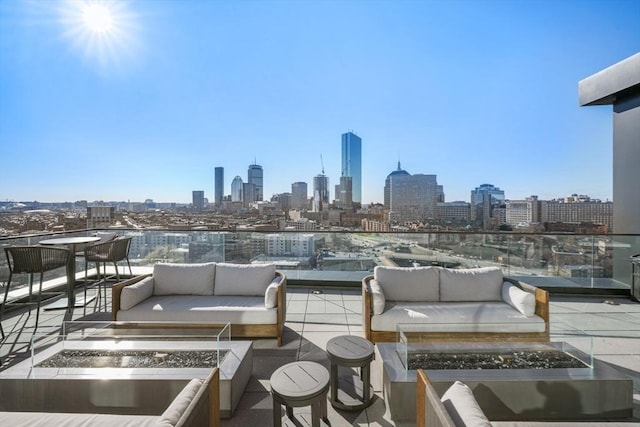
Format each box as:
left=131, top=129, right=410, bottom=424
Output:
left=39, top=236, right=100, bottom=312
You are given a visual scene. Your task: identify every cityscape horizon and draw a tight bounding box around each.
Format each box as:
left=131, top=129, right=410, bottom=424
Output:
left=2, top=1, right=638, bottom=204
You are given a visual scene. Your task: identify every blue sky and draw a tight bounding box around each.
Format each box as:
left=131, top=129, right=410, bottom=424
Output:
left=1, top=0, right=638, bottom=205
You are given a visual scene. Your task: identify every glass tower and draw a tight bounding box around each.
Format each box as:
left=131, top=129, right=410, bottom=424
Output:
left=341, top=132, right=362, bottom=204
left=248, top=163, right=263, bottom=202
left=214, top=167, right=224, bottom=207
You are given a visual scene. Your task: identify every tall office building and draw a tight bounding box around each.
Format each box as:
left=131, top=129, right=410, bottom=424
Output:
left=389, top=173, right=439, bottom=223
left=214, top=167, right=224, bottom=208
left=242, top=183, right=256, bottom=207
left=231, top=176, right=243, bottom=202
left=470, top=184, right=506, bottom=228
left=248, top=163, right=263, bottom=202
left=341, top=132, right=362, bottom=204
left=334, top=176, right=353, bottom=210
left=192, top=190, right=205, bottom=212
left=291, top=182, right=308, bottom=210
left=384, top=162, right=410, bottom=208
left=313, top=174, right=329, bottom=212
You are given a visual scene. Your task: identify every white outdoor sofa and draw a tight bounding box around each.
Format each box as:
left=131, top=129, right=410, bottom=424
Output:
left=362, top=266, right=549, bottom=342
left=0, top=368, right=219, bottom=427
left=112, top=262, right=287, bottom=346
left=416, top=369, right=636, bottom=427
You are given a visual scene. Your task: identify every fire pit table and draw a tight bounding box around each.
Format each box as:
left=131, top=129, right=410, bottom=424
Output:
left=0, top=321, right=253, bottom=418
left=373, top=322, right=633, bottom=422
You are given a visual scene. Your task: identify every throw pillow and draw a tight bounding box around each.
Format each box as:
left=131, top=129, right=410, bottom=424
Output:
left=120, top=276, right=154, bottom=310
left=441, top=381, right=491, bottom=427
left=502, top=282, right=536, bottom=316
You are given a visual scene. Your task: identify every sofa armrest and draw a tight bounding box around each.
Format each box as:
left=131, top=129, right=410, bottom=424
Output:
left=167, top=367, right=219, bottom=427
left=111, top=274, right=152, bottom=321
left=265, top=273, right=284, bottom=308
left=417, top=369, right=457, bottom=427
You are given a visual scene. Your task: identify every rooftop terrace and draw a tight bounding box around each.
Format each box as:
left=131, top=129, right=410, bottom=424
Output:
left=1, top=270, right=638, bottom=426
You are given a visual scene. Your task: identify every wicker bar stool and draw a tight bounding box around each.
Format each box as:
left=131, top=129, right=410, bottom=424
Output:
left=83, top=237, right=132, bottom=310
left=1, top=246, right=70, bottom=338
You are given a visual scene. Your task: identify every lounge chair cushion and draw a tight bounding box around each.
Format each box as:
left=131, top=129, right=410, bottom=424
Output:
left=502, top=282, right=535, bottom=317
left=153, top=263, right=215, bottom=296
left=440, top=267, right=503, bottom=302
left=374, top=266, right=440, bottom=302
left=214, top=263, right=275, bottom=296
left=441, top=381, right=491, bottom=427
left=370, top=302, right=546, bottom=333
left=117, top=295, right=277, bottom=324
left=0, top=412, right=159, bottom=427
left=120, top=276, right=154, bottom=310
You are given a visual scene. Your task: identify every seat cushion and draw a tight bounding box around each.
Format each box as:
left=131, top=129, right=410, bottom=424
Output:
left=373, top=266, right=440, bottom=302
left=153, top=263, right=216, bottom=296
left=117, top=295, right=277, bottom=324
left=440, top=267, right=503, bottom=302
left=214, top=263, right=275, bottom=296
left=0, top=412, right=159, bottom=427
left=370, top=302, right=546, bottom=333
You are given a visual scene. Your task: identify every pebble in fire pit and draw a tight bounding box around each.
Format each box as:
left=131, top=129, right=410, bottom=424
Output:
left=35, top=350, right=227, bottom=369
left=407, top=350, right=588, bottom=370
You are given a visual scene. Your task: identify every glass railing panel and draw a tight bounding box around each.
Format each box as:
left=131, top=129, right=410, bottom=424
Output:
left=1, top=230, right=638, bottom=294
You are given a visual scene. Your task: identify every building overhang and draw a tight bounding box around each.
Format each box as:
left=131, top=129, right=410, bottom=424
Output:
left=578, top=53, right=640, bottom=106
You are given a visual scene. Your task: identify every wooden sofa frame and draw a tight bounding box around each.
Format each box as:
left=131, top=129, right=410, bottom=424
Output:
left=112, top=272, right=287, bottom=346
left=362, top=275, right=549, bottom=343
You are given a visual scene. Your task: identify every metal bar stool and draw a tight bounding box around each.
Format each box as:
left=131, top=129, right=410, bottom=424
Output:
left=1, top=246, right=70, bottom=338
left=83, top=237, right=133, bottom=310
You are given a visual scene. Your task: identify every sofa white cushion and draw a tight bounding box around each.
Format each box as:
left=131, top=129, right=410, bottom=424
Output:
left=373, top=266, right=440, bottom=302
left=214, top=263, right=275, bottom=296
left=265, top=276, right=283, bottom=308
left=117, top=295, right=278, bottom=324
left=502, top=282, right=536, bottom=317
left=368, top=279, right=386, bottom=315
left=440, top=267, right=503, bottom=302
left=370, top=302, right=546, bottom=333
left=153, top=262, right=215, bottom=296
left=120, top=276, right=155, bottom=310
left=157, top=378, right=203, bottom=426
left=441, top=381, right=491, bottom=427
left=0, top=412, right=159, bottom=427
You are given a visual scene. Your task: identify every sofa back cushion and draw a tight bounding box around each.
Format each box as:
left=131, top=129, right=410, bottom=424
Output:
left=440, top=267, right=503, bottom=302
left=153, top=262, right=216, bottom=296
left=373, top=266, right=440, bottom=301
left=440, top=381, right=491, bottom=427
left=214, top=263, right=276, bottom=296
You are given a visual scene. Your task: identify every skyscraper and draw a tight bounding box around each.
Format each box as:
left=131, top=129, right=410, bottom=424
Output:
left=341, top=132, right=362, bottom=204
left=192, top=190, right=205, bottom=212
left=313, top=174, right=329, bottom=212
left=389, top=173, right=439, bottom=223
left=247, top=163, right=263, bottom=202
left=470, top=183, right=505, bottom=227
left=384, top=162, right=410, bottom=208
left=291, top=182, right=308, bottom=210
left=214, top=167, right=224, bottom=208
left=335, top=176, right=353, bottom=210
left=231, top=176, right=243, bottom=202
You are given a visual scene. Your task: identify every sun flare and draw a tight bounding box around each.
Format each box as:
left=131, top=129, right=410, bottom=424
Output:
left=60, top=0, right=140, bottom=71
left=82, top=3, right=113, bottom=33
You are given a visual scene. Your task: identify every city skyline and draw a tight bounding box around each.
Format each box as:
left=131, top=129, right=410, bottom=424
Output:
left=1, top=1, right=638, bottom=204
